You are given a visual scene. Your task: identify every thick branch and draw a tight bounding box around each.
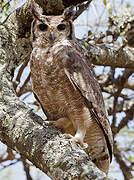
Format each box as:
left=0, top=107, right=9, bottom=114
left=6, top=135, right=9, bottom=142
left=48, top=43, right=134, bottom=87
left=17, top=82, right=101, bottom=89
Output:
left=1, top=1, right=134, bottom=69
left=80, top=42, right=134, bottom=68
left=34, top=0, right=92, bottom=15
left=0, top=72, right=107, bottom=180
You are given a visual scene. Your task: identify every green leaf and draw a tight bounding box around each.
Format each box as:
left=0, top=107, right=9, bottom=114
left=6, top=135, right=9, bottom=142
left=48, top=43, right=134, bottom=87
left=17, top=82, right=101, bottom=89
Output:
left=108, top=8, right=112, bottom=15
left=126, top=3, right=130, bottom=8
left=4, top=12, right=8, bottom=16
left=128, top=156, right=133, bottom=161
left=120, top=32, right=125, bottom=37
left=103, top=0, right=107, bottom=6
left=113, top=15, right=117, bottom=19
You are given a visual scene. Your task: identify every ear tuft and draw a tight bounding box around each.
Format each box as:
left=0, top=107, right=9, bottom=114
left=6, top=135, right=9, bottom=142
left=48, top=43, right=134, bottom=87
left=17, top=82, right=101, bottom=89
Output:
left=63, top=6, right=75, bottom=21
left=31, top=2, right=42, bottom=19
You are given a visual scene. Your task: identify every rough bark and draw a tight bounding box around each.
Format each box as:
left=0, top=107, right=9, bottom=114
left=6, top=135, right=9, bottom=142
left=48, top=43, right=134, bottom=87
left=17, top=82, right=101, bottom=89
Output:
left=0, top=74, right=108, bottom=180
left=81, top=42, right=134, bottom=68
left=1, top=0, right=134, bottom=69
left=34, top=0, right=92, bottom=15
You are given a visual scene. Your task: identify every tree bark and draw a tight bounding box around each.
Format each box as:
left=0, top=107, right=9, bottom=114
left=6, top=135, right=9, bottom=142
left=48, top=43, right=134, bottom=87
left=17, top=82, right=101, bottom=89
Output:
left=81, top=42, right=134, bottom=68
left=0, top=74, right=107, bottom=179
left=1, top=0, right=133, bottom=70
left=34, top=0, right=93, bottom=15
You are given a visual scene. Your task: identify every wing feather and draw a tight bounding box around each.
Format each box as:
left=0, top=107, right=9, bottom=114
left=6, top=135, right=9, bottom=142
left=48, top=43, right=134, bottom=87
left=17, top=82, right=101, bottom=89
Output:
left=63, top=47, right=113, bottom=161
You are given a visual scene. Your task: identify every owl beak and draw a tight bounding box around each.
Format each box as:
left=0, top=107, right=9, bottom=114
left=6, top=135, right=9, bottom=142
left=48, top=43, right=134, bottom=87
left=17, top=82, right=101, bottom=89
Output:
left=49, top=33, right=55, bottom=43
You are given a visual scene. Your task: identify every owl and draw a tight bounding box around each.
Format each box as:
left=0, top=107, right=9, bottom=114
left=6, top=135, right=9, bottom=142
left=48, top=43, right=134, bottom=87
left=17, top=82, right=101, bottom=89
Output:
left=30, top=3, right=113, bottom=174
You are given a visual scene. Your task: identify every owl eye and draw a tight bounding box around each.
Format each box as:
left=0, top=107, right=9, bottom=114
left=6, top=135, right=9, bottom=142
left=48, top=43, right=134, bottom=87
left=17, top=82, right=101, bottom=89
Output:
left=38, top=23, right=48, bottom=31
left=57, top=24, right=66, bottom=31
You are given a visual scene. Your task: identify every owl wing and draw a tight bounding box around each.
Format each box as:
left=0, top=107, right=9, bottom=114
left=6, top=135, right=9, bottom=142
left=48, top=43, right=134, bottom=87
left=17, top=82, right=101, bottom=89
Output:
left=62, top=47, right=113, bottom=161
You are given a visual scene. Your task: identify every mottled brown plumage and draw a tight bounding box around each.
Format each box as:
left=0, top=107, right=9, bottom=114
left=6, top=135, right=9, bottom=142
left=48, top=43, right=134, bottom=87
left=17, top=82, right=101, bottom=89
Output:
left=30, top=3, right=113, bottom=174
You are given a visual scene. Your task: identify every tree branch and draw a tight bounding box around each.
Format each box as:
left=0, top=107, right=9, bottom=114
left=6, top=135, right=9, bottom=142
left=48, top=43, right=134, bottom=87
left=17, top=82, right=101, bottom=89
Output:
left=1, top=0, right=134, bottom=69
left=0, top=71, right=107, bottom=179
left=73, top=1, right=92, bottom=21
left=21, top=157, right=33, bottom=180
left=116, top=103, right=134, bottom=134
left=34, top=0, right=92, bottom=15
left=80, top=41, right=134, bottom=68
left=114, top=143, right=133, bottom=180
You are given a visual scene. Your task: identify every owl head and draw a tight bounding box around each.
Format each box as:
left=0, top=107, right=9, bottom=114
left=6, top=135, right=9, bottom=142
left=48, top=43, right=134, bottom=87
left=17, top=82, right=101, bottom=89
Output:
left=31, top=3, right=75, bottom=47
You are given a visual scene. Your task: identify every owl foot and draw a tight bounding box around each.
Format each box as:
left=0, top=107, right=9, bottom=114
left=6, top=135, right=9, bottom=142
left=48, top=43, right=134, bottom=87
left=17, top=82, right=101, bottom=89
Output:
left=71, top=136, right=88, bottom=149
left=47, top=117, right=71, bottom=130
left=62, top=134, right=88, bottom=149
left=43, top=121, right=54, bottom=127
left=82, top=143, right=88, bottom=149
left=63, top=134, right=74, bottom=139
left=45, top=120, right=88, bottom=149
left=44, top=120, right=64, bottom=129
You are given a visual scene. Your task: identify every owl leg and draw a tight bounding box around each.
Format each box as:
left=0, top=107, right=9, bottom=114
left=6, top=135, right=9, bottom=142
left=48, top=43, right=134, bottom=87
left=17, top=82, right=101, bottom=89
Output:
left=53, top=118, right=88, bottom=147
left=45, top=118, right=74, bottom=139
left=50, top=117, right=72, bottom=130
left=46, top=117, right=88, bottom=148
left=45, top=117, right=72, bottom=132
left=68, top=106, right=90, bottom=148
left=72, top=127, right=88, bottom=149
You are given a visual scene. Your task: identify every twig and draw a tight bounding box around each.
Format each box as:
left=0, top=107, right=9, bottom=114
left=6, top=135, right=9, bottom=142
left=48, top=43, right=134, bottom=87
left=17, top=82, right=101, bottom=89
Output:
left=0, top=160, right=19, bottom=171
left=21, top=157, right=33, bottom=180
left=16, top=72, right=31, bottom=96
left=117, top=103, right=134, bottom=134
left=73, top=1, right=92, bottom=21
left=111, top=69, right=133, bottom=136
left=13, top=59, right=29, bottom=91
left=0, top=148, right=15, bottom=163
left=0, top=0, right=12, bottom=13
left=114, top=143, right=133, bottom=180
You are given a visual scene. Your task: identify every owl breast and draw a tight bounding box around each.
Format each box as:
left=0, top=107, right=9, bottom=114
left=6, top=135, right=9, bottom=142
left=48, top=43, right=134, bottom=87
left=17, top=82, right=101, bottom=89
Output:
left=30, top=44, right=85, bottom=120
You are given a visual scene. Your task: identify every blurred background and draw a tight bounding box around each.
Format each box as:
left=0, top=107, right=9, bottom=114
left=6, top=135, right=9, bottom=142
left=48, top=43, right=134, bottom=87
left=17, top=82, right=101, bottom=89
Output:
left=0, top=0, right=134, bottom=179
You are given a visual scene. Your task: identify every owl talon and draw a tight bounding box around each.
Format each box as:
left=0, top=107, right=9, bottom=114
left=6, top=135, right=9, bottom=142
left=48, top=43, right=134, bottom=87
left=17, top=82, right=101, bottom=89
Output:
left=82, top=143, right=88, bottom=149
left=43, top=121, right=53, bottom=127
left=64, top=134, right=73, bottom=139
left=69, top=135, right=88, bottom=149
